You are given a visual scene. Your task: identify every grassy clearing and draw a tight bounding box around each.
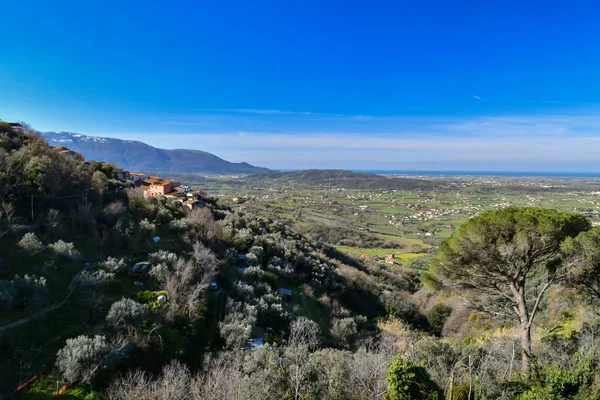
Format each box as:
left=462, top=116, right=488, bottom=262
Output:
left=335, top=245, right=428, bottom=260
left=22, top=371, right=100, bottom=399
left=375, top=234, right=431, bottom=249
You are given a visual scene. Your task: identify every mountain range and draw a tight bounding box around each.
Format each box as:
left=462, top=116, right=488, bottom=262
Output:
left=41, top=132, right=269, bottom=174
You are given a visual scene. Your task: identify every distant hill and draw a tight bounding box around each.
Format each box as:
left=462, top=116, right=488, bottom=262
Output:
left=41, top=132, right=269, bottom=174
left=249, top=169, right=438, bottom=189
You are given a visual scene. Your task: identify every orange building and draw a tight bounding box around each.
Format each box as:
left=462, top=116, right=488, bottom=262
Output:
left=141, top=177, right=177, bottom=197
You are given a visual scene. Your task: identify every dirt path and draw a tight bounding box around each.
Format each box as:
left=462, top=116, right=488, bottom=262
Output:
left=0, top=266, right=89, bottom=333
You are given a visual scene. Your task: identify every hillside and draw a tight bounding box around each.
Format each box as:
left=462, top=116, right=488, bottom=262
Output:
left=1, top=123, right=426, bottom=398
left=42, top=131, right=269, bottom=175
left=4, top=122, right=600, bottom=400
left=250, top=169, right=438, bottom=189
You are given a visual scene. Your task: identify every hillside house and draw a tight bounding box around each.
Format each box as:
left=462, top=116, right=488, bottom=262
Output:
left=130, top=172, right=149, bottom=182
left=9, top=122, right=23, bottom=132
left=141, top=178, right=178, bottom=197
left=187, top=190, right=208, bottom=201
left=184, top=199, right=203, bottom=210
left=175, top=184, right=191, bottom=193
left=113, top=168, right=130, bottom=181
left=164, top=191, right=187, bottom=200
left=50, top=146, right=79, bottom=159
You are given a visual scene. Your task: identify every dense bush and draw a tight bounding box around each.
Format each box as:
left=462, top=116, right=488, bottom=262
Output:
left=138, top=218, right=156, bottom=238
left=384, top=355, right=443, bottom=400
left=518, top=355, right=597, bottom=400
left=219, top=299, right=257, bottom=348
left=48, top=240, right=81, bottom=260
left=106, top=297, right=149, bottom=329
left=80, top=269, right=114, bottom=288
left=99, top=257, right=127, bottom=273
left=18, top=232, right=45, bottom=254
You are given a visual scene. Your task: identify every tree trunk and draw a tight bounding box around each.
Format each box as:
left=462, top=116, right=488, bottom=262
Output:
left=513, top=286, right=532, bottom=378
left=520, top=321, right=532, bottom=378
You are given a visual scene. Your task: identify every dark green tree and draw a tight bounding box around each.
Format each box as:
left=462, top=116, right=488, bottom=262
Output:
left=562, top=227, right=600, bottom=306
left=384, top=355, right=442, bottom=400
left=427, top=303, right=453, bottom=337
left=426, top=207, right=590, bottom=377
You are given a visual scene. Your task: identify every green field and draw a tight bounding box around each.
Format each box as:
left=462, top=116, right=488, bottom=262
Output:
left=335, top=245, right=427, bottom=259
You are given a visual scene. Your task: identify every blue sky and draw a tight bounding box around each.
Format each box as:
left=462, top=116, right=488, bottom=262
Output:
left=2, top=0, right=600, bottom=171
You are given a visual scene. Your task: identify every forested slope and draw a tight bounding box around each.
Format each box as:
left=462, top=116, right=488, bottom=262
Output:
left=2, top=122, right=600, bottom=399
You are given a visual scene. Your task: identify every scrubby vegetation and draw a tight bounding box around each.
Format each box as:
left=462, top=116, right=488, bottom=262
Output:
left=3, top=122, right=600, bottom=399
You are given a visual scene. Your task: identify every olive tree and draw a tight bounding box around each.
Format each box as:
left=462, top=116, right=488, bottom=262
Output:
left=56, top=335, right=111, bottom=383
left=427, top=207, right=590, bottom=376
left=106, top=297, right=149, bottom=329
left=219, top=299, right=257, bottom=348
left=48, top=240, right=81, bottom=260
left=91, top=170, right=108, bottom=196
left=18, top=232, right=45, bottom=255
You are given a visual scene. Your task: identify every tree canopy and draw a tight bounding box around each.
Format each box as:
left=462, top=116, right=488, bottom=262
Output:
left=428, top=207, right=591, bottom=376
left=562, top=227, right=600, bottom=305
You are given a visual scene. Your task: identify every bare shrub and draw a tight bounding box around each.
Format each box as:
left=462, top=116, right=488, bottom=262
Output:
left=108, top=361, right=191, bottom=400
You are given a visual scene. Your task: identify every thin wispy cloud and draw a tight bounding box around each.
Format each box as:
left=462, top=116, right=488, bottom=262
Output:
left=215, top=108, right=314, bottom=116
left=230, top=109, right=288, bottom=115
left=167, top=108, right=374, bottom=119
left=159, top=121, right=208, bottom=126
left=97, top=109, right=600, bottom=170
left=473, top=95, right=481, bottom=100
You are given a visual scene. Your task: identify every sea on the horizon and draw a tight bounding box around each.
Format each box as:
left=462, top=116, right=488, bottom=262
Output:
left=278, top=169, right=600, bottom=178
left=358, top=170, right=600, bottom=177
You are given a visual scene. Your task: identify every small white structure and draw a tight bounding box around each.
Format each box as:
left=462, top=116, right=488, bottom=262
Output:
left=157, top=295, right=167, bottom=304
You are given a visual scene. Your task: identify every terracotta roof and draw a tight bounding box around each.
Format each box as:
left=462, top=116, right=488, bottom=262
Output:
left=144, top=178, right=172, bottom=186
